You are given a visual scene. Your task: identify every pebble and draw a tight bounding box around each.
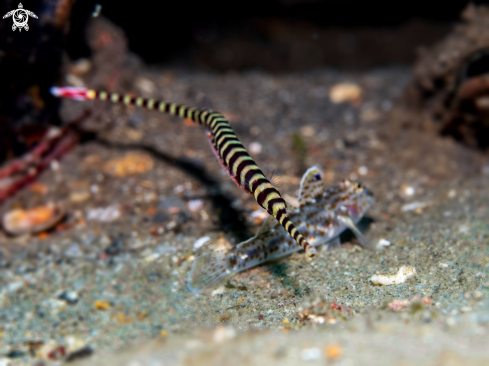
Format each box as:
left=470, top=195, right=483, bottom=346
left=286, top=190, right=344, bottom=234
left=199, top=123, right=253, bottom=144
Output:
left=400, top=185, right=415, bottom=197
left=136, top=77, right=155, bottom=94
left=56, top=290, right=79, bottom=304
left=188, top=199, right=204, bottom=213
left=86, top=205, right=121, bottom=222
left=300, top=125, right=316, bottom=137
left=249, top=142, right=262, bottom=155
left=329, top=82, right=362, bottom=104
left=6, top=282, right=23, bottom=293
left=103, top=152, right=154, bottom=177
left=64, top=244, right=83, bottom=258
left=358, top=166, right=368, bottom=176
left=213, top=326, right=236, bottom=343
left=387, top=299, right=410, bottom=311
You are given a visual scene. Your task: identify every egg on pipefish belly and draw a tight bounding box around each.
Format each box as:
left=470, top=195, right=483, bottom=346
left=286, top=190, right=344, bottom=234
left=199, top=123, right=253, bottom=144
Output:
left=187, top=166, right=375, bottom=293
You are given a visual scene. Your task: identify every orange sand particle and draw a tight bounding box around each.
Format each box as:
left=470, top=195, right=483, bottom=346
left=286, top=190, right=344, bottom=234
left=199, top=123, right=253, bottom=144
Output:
left=94, top=301, right=110, bottom=310
left=183, top=118, right=196, bottom=126
left=103, top=152, right=154, bottom=177
left=160, top=330, right=168, bottom=337
left=112, top=313, right=133, bottom=324
left=324, top=344, right=343, bottom=359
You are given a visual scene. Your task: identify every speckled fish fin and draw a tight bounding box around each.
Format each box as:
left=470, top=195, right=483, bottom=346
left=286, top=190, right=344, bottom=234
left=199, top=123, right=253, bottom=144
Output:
left=187, top=249, right=234, bottom=294
left=255, top=215, right=278, bottom=236
left=298, top=166, right=325, bottom=207
left=337, top=215, right=368, bottom=247
left=326, top=236, right=341, bottom=250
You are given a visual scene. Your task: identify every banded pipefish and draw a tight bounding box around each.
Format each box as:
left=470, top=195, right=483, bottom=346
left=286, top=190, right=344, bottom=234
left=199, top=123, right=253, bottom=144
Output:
left=50, top=86, right=316, bottom=257
left=187, top=166, right=375, bottom=293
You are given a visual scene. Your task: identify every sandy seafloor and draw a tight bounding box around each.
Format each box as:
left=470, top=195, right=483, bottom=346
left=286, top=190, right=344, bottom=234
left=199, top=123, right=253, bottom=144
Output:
left=1, top=23, right=489, bottom=365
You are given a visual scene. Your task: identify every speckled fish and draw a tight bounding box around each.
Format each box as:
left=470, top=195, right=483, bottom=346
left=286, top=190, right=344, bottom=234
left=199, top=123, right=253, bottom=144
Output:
left=187, top=166, right=375, bottom=293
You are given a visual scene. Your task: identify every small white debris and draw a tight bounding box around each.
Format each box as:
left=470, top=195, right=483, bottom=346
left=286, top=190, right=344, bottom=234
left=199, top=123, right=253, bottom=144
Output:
left=250, top=209, right=268, bottom=221
left=174, top=185, right=185, bottom=194
left=249, top=142, right=262, bottom=155
left=377, top=238, right=391, bottom=248
left=358, top=166, right=368, bottom=176
left=329, top=83, right=362, bottom=104
left=144, top=253, right=161, bottom=263
left=213, top=326, right=236, bottom=343
left=70, top=58, right=92, bottom=76
left=301, top=347, right=322, bottom=361
left=0, top=358, right=11, bottom=366
left=66, top=73, right=85, bottom=87
left=188, top=199, right=204, bottom=213
left=6, top=282, right=23, bottom=293
left=370, top=266, right=416, bottom=286
left=56, top=290, right=79, bottom=304
left=400, top=185, right=415, bottom=197
left=86, top=205, right=121, bottom=222
left=458, top=225, right=470, bottom=233
left=193, top=236, right=210, bottom=250
left=136, top=77, right=155, bottom=94
left=401, top=201, right=431, bottom=213
left=460, top=306, right=472, bottom=313
left=211, top=286, right=225, bottom=296
left=447, top=189, right=457, bottom=198
left=66, top=335, right=89, bottom=355
left=439, top=262, right=448, bottom=268
left=300, top=125, right=316, bottom=137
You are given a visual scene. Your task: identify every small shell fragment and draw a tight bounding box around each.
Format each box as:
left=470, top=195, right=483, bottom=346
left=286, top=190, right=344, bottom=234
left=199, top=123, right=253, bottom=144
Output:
left=2, top=203, right=65, bottom=235
left=370, top=266, right=416, bottom=286
left=193, top=236, right=210, bottom=250
left=401, top=201, right=432, bottom=213
left=329, top=83, right=362, bottom=104
left=377, top=238, right=391, bottom=248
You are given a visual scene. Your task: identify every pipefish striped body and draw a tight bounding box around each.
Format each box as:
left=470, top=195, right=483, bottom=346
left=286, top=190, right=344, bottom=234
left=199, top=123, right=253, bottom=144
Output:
left=50, top=86, right=316, bottom=257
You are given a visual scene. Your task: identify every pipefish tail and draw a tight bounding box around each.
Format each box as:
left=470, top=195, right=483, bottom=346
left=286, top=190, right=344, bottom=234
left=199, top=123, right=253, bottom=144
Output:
left=50, top=86, right=316, bottom=257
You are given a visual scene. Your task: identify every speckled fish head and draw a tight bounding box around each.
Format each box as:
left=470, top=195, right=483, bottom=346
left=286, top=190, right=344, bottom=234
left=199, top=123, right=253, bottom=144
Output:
left=322, top=179, right=375, bottom=221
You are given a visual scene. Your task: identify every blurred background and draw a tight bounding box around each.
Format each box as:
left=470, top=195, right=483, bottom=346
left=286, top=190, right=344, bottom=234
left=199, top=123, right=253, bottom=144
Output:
left=2, top=2, right=489, bottom=364
left=93, top=0, right=478, bottom=70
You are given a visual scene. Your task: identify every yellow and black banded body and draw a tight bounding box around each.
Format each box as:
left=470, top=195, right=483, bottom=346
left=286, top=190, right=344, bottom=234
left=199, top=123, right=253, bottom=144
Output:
left=54, top=87, right=315, bottom=257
